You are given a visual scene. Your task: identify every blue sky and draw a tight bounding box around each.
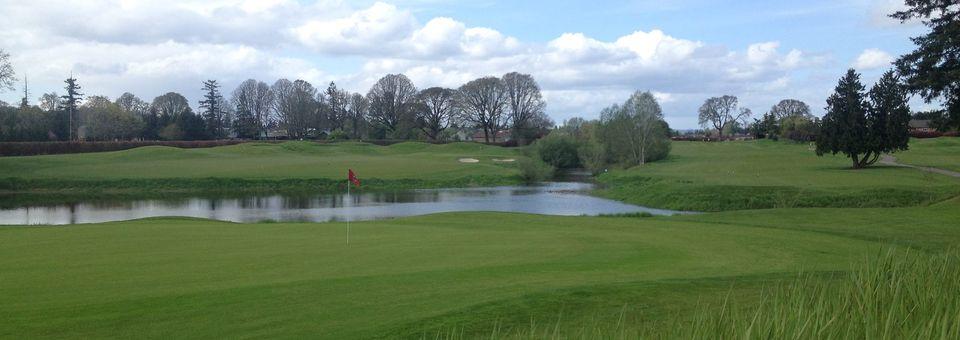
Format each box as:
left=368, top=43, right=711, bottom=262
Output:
left=0, top=0, right=930, bottom=129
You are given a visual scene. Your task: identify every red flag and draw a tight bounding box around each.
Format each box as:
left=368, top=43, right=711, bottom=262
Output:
left=348, top=169, right=361, bottom=187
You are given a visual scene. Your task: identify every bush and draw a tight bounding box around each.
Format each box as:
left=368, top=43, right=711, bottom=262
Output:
left=327, top=129, right=349, bottom=141
left=516, top=158, right=554, bottom=183
left=533, top=133, right=581, bottom=168
left=910, top=130, right=944, bottom=138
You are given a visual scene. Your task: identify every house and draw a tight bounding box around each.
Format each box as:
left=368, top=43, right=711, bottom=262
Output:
left=909, top=120, right=935, bottom=133
left=471, top=130, right=512, bottom=143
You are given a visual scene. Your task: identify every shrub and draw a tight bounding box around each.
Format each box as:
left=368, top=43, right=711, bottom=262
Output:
left=533, top=133, right=581, bottom=168
left=910, top=130, right=944, bottom=138
left=516, top=158, right=554, bottom=183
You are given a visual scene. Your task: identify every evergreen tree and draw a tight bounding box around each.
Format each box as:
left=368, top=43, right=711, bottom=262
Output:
left=199, top=80, right=225, bottom=139
left=868, top=71, right=912, bottom=154
left=817, top=69, right=913, bottom=169
left=60, top=76, right=83, bottom=141
left=892, top=0, right=959, bottom=128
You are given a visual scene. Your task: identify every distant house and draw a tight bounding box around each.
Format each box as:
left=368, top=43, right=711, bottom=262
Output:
left=472, top=130, right=512, bottom=143
left=909, top=120, right=934, bottom=133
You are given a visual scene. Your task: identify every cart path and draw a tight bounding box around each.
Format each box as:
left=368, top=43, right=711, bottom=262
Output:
left=881, top=154, right=960, bottom=178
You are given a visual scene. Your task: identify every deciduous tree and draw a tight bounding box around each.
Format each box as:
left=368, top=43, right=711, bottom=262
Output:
left=0, top=49, right=14, bottom=92
left=416, top=87, right=456, bottom=141
left=698, top=95, right=751, bottom=138
left=366, top=74, right=417, bottom=136
left=457, top=76, right=509, bottom=143
left=231, top=79, right=274, bottom=139
left=502, top=72, right=545, bottom=144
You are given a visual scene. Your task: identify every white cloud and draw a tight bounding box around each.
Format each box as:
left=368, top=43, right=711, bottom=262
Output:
left=0, top=0, right=833, bottom=127
left=852, top=48, right=894, bottom=70
left=293, top=2, right=418, bottom=55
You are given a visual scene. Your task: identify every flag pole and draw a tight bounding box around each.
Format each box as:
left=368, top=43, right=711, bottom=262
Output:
left=346, top=177, right=350, bottom=246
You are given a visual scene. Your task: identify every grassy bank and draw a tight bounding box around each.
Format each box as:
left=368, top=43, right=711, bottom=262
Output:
left=3, top=197, right=959, bottom=338
left=0, top=141, right=524, bottom=198
left=596, top=139, right=960, bottom=211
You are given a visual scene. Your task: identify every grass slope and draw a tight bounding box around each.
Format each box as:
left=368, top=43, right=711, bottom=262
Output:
left=3, top=198, right=959, bottom=338
left=896, top=137, right=960, bottom=172
left=0, top=141, right=523, bottom=196
left=596, top=140, right=960, bottom=211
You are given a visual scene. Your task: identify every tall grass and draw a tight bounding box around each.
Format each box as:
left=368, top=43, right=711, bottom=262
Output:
left=660, top=249, right=960, bottom=339
left=425, top=249, right=960, bottom=339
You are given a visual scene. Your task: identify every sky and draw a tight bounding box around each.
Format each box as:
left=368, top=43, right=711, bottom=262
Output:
left=0, top=0, right=935, bottom=129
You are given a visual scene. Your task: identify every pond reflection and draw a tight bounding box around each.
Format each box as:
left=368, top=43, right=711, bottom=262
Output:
left=0, top=182, right=690, bottom=225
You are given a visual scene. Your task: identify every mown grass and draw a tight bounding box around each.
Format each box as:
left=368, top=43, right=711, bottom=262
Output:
left=596, top=139, right=960, bottom=211
left=896, top=137, right=960, bottom=172
left=3, top=197, right=959, bottom=339
left=0, top=141, right=524, bottom=197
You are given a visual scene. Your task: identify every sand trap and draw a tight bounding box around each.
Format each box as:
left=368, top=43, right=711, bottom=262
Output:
left=458, top=158, right=480, bottom=163
left=492, top=158, right=516, bottom=162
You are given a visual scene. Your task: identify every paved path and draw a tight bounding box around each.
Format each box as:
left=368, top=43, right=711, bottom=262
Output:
left=881, top=154, right=960, bottom=178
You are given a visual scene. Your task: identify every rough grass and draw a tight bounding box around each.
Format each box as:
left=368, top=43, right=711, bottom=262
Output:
left=596, top=140, right=960, bottom=211
left=3, top=198, right=959, bottom=339
left=0, top=141, right=524, bottom=197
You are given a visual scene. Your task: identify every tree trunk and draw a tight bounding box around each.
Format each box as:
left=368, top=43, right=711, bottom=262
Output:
left=851, top=153, right=862, bottom=169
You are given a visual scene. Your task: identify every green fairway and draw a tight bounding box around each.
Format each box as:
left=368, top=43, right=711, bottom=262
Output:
left=896, top=137, right=960, bottom=172
left=597, top=139, right=960, bottom=211
left=3, top=198, right=959, bottom=338
left=0, top=141, right=524, bottom=196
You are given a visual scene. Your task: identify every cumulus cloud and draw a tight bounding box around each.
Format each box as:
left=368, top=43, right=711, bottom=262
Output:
left=852, top=48, right=894, bottom=70
left=0, top=0, right=831, bottom=127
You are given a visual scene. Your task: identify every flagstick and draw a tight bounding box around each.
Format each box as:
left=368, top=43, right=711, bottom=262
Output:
left=346, top=179, right=350, bottom=246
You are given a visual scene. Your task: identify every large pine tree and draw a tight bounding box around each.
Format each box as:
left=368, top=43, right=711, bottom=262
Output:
left=199, top=80, right=225, bottom=139
left=817, top=69, right=913, bottom=169
left=60, top=77, right=83, bottom=141
left=892, top=0, right=959, bottom=127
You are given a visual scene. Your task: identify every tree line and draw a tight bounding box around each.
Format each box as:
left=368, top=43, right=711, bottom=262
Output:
left=0, top=65, right=552, bottom=144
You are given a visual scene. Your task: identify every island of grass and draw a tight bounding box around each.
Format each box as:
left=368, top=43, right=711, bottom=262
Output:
left=0, top=141, right=525, bottom=201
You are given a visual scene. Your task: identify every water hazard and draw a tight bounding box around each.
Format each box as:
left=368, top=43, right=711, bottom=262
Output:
left=0, top=182, right=690, bottom=225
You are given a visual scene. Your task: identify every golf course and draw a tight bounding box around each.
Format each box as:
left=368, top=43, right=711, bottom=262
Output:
left=2, top=139, right=959, bottom=338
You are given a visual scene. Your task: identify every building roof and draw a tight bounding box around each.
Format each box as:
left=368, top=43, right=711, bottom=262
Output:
left=909, top=120, right=931, bottom=129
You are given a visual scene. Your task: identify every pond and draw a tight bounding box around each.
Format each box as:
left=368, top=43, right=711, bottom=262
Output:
left=0, top=182, right=690, bottom=225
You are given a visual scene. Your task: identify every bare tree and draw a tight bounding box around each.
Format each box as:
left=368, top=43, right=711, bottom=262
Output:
left=272, top=79, right=317, bottom=139
left=0, top=49, right=15, bottom=92
left=502, top=72, right=545, bottom=143
left=768, top=99, right=812, bottom=120
left=366, top=74, right=418, bottom=135
left=39, top=92, right=60, bottom=112
left=348, top=93, right=369, bottom=139
left=232, top=79, right=275, bottom=139
left=457, top=76, right=509, bottom=143
left=698, top=95, right=751, bottom=138
left=117, top=92, right=149, bottom=118
left=416, top=87, right=457, bottom=141
left=151, top=92, right=191, bottom=119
